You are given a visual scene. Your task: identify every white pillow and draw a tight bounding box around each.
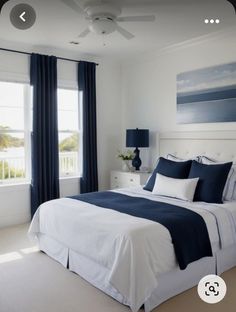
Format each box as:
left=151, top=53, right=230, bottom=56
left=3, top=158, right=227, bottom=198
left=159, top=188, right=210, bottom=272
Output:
left=167, top=154, right=200, bottom=162
left=200, top=156, right=235, bottom=201
left=152, top=173, right=199, bottom=202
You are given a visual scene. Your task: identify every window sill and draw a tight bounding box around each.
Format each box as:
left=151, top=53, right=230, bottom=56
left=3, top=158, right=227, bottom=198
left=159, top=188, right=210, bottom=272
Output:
left=59, top=175, right=81, bottom=180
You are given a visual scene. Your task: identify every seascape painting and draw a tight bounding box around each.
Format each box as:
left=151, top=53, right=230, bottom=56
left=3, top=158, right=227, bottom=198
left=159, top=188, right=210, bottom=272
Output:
left=177, top=62, right=236, bottom=124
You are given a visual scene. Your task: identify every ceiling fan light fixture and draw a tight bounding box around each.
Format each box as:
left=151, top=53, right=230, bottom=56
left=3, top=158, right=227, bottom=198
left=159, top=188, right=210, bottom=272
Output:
left=63, top=1, right=155, bottom=40
left=89, top=18, right=116, bottom=35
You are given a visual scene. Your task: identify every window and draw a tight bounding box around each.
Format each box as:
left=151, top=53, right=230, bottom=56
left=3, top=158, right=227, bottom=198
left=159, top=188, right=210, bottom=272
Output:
left=0, top=83, right=81, bottom=184
left=58, top=88, right=82, bottom=177
left=0, top=81, right=31, bottom=184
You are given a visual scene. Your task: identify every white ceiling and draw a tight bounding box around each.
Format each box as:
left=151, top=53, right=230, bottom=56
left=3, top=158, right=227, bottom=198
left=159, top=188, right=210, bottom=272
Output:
left=0, top=0, right=235, bottom=60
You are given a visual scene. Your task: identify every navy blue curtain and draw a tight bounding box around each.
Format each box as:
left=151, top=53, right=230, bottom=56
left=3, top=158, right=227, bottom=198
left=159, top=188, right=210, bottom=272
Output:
left=30, top=53, right=60, bottom=217
left=78, top=61, right=98, bottom=193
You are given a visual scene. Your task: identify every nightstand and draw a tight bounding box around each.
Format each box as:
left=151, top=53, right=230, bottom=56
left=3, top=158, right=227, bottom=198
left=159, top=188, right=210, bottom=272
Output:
left=110, top=170, right=150, bottom=189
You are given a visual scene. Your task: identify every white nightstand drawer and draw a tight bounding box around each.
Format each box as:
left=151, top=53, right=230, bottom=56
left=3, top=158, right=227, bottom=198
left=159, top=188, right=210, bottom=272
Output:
left=110, top=170, right=150, bottom=189
left=124, top=174, right=139, bottom=186
left=110, top=172, right=122, bottom=189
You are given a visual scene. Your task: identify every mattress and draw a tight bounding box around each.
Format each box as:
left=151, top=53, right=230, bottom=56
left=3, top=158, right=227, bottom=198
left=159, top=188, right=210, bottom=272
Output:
left=28, top=187, right=236, bottom=312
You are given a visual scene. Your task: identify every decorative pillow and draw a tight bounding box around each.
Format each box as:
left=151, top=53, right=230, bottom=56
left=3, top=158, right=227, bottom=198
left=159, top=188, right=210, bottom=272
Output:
left=152, top=173, right=199, bottom=201
left=188, top=160, right=233, bottom=203
left=201, top=156, right=236, bottom=201
left=167, top=154, right=200, bottom=162
left=143, top=157, right=192, bottom=191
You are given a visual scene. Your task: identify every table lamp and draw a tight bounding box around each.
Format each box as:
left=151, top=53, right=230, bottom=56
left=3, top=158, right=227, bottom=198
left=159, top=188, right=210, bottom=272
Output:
left=126, top=128, right=149, bottom=171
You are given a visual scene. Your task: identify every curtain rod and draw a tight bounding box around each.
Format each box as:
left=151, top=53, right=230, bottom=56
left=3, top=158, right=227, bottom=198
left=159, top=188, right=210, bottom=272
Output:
left=0, top=47, right=99, bottom=66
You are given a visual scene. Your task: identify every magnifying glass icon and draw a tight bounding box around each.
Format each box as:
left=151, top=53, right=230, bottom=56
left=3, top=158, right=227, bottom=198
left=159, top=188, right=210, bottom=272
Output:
left=209, top=286, right=216, bottom=293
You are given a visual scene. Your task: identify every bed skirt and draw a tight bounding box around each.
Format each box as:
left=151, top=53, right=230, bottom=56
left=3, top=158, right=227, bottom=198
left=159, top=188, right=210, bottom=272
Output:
left=38, top=233, right=236, bottom=312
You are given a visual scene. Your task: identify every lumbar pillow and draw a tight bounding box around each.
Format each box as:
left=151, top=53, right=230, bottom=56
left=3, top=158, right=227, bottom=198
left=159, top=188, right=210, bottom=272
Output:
left=200, top=156, right=236, bottom=201
left=152, top=173, right=199, bottom=201
left=143, top=157, right=192, bottom=191
left=188, top=160, right=233, bottom=204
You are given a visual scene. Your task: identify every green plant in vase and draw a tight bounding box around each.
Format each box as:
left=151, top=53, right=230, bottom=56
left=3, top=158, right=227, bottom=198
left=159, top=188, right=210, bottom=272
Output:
left=117, top=150, right=134, bottom=172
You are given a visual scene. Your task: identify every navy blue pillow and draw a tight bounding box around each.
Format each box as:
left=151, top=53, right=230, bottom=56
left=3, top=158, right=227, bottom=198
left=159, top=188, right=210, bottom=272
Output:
left=143, top=157, right=192, bottom=191
left=188, top=160, right=232, bottom=204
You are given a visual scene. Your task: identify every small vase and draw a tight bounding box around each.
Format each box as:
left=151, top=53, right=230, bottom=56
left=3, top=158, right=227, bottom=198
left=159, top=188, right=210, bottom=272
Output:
left=122, top=160, right=131, bottom=172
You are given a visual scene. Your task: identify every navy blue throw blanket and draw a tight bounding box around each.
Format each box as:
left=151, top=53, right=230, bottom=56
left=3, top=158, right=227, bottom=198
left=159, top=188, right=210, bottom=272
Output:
left=69, top=191, right=213, bottom=270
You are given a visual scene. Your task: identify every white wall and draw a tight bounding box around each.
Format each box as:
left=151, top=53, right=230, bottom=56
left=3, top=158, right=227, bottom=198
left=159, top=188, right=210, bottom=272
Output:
left=121, top=30, right=236, bottom=168
left=97, top=60, right=123, bottom=190
left=0, top=184, right=30, bottom=228
left=0, top=48, right=122, bottom=228
left=0, top=178, right=80, bottom=228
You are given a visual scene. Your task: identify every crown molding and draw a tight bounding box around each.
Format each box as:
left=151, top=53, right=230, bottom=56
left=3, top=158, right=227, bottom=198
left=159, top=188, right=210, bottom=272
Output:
left=122, top=25, right=236, bottom=66
left=159, top=25, right=236, bottom=55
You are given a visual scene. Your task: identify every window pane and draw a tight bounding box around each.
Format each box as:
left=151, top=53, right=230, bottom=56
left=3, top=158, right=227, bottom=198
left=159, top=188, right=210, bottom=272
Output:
left=0, top=82, right=24, bottom=129
left=59, top=133, right=79, bottom=176
left=0, top=132, right=25, bottom=182
left=58, top=89, right=79, bottom=131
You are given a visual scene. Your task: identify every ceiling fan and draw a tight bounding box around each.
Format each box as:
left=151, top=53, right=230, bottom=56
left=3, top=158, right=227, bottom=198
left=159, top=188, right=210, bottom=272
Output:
left=61, top=0, right=156, bottom=40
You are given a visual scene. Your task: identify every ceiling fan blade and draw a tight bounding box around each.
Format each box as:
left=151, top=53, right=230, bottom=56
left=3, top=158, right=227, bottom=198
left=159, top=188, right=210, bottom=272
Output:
left=78, top=28, right=90, bottom=38
left=116, top=25, right=135, bottom=40
left=117, top=15, right=156, bottom=22
left=61, top=0, right=84, bottom=15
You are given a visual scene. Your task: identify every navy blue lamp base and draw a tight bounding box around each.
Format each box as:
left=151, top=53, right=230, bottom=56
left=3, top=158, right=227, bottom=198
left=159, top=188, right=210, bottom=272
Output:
left=132, top=148, right=142, bottom=171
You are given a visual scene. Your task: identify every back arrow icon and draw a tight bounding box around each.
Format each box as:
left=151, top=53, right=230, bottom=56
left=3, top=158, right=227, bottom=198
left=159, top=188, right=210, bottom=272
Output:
left=20, top=11, right=26, bottom=22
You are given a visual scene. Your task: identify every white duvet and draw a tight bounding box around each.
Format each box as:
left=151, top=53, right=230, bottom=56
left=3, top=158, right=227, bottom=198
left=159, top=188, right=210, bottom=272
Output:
left=28, top=187, right=236, bottom=312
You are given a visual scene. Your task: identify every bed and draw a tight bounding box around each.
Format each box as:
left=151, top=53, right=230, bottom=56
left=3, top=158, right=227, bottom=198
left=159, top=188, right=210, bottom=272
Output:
left=28, top=131, right=236, bottom=312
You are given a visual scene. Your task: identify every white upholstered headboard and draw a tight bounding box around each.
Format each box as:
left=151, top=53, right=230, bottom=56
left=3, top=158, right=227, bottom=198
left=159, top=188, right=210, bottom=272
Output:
left=159, top=131, right=236, bottom=163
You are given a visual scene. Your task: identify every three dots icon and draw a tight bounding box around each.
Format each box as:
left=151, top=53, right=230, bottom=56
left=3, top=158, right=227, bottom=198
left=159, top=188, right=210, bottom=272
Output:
left=205, top=19, right=220, bottom=24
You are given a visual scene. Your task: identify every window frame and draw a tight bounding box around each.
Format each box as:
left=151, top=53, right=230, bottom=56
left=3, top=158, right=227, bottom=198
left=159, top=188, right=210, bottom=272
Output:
left=58, top=87, right=83, bottom=178
left=0, top=81, right=32, bottom=185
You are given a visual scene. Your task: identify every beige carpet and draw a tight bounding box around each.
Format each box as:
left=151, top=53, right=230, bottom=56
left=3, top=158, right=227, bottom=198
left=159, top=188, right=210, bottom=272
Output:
left=0, top=224, right=235, bottom=312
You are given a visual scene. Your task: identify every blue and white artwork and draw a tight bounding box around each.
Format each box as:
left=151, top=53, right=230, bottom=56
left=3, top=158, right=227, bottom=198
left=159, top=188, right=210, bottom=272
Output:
left=177, top=62, right=236, bottom=124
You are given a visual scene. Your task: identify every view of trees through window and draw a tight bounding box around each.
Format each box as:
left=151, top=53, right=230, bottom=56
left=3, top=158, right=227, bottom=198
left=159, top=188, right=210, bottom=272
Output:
left=0, top=128, right=25, bottom=180
left=0, top=82, right=27, bottom=183
left=58, top=88, right=81, bottom=177
left=0, top=82, right=81, bottom=184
